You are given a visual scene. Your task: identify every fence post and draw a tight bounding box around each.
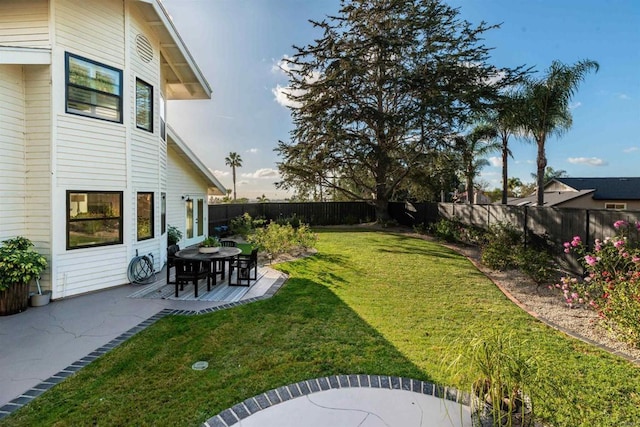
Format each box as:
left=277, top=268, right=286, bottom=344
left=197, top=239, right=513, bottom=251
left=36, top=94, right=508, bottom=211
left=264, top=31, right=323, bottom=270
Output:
left=523, top=206, right=528, bottom=249
left=585, top=209, right=590, bottom=249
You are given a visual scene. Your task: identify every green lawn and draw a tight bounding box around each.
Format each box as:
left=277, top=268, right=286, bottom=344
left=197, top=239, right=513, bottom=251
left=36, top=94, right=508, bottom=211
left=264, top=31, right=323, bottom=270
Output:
left=4, top=231, right=639, bottom=426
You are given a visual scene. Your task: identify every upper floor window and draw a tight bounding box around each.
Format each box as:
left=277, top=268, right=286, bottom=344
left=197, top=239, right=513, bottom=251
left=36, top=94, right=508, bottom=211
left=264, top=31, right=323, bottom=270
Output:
left=67, top=191, right=123, bottom=249
left=66, top=53, right=122, bottom=123
left=136, top=78, right=153, bottom=132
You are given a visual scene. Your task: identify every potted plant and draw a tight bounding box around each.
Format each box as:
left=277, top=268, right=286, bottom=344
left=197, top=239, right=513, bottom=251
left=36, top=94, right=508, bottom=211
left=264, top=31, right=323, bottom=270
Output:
left=445, top=330, right=542, bottom=427
left=199, top=236, right=221, bottom=253
left=168, top=225, right=182, bottom=246
left=0, top=236, right=48, bottom=315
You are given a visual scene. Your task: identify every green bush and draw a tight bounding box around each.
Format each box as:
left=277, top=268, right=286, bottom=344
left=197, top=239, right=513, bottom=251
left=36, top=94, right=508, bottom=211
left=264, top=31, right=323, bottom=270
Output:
left=229, top=213, right=266, bottom=238
left=248, top=222, right=317, bottom=260
left=429, top=218, right=461, bottom=242
left=0, top=237, right=48, bottom=292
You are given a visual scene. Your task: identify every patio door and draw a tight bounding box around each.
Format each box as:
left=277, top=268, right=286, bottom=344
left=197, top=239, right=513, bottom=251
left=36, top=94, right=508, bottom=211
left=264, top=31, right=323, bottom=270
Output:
left=184, top=197, right=205, bottom=247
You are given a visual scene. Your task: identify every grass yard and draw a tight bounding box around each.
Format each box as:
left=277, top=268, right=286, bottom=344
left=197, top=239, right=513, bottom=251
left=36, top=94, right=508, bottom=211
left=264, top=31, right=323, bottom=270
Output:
left=3, top=231, right=639, bottom=426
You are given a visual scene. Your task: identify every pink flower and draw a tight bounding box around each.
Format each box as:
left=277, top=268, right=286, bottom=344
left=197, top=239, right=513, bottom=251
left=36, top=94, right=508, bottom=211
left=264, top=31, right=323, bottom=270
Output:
left=584, top=255, right=598, bottom=266
left=632, top=256, right=640, bottom=263
left=564, top=248, right=570, bottom=254
left=614, top=240, right=625, bottom=249
left=614, top=220, right=627, bottom=229
left=636, top=221, right=640, bottom=231
left=571, top=236, right=581, bottom=247
left=622, top=252, right=629, bottom=258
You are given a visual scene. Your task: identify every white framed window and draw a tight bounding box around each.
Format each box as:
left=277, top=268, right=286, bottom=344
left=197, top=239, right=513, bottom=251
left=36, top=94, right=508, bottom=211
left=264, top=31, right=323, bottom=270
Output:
left=65, top=53, right=122, bottom=123
left=136, top=78, right=153, bottom=132
left=604, top=203, right=626, bottom=210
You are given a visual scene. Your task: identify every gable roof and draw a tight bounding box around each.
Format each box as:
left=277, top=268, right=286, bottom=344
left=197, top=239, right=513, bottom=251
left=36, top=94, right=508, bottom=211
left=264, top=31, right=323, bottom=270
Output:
left=504, top=189, right=595, bottom=207
left=551, top=177, right=640, bottom=200
left=134, top=0, right=212, bottom=100
left=167, top=125, right=225, bottom=196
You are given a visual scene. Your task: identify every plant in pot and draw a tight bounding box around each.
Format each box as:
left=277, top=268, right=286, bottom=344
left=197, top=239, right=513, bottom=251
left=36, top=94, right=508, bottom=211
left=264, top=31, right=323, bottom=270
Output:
left=445, top=330, right=543, bottom=427
left=0, top=236, right=48, bottom=315
left=199, top=236, right=221, bottom=253
left=167, top=225, right=182, bottom=246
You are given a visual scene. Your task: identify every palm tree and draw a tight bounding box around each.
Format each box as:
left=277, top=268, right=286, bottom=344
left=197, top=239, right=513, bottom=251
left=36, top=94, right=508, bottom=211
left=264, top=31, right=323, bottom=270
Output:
left=453, top=124, right=500, bottom=204
left=520, top=59, right=599, bottom=206
left=487, top=91, right=526, bottom=204
left=256, top=194, right=269, bottom=203
left=530, top=166, right=567, bottom=185
left=507, top=177, right=523, bottom=197
left=224, top=152, right=243, bottom=201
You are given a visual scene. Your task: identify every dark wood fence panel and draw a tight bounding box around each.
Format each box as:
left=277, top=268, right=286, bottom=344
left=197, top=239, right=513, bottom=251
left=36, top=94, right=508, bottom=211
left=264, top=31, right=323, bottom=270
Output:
left=208, top=202, right=376, bottom=232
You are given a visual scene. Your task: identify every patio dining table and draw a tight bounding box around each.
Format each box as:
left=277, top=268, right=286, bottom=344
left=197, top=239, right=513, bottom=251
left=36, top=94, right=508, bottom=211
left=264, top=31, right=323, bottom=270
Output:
left=176, top=246, right=242, bottom=286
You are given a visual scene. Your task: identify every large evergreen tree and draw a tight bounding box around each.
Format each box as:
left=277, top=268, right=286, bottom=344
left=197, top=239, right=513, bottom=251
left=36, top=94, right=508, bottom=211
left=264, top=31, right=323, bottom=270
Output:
left=276, top=0, right=526, bottom=221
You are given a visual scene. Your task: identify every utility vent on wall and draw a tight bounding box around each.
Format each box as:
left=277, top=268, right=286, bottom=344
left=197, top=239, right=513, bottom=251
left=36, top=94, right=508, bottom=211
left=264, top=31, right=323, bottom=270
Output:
left=135, top=34, right=153, bottom=63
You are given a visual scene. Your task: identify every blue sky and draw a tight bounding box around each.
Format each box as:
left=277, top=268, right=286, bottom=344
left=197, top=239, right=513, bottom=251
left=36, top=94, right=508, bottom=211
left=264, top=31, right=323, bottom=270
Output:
left=162, top=0, right=639, bottom=200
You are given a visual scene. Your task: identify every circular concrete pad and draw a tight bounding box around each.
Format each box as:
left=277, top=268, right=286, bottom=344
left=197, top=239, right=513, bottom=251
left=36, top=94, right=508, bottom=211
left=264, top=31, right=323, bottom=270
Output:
left=229, top=388, right=472, bottom=427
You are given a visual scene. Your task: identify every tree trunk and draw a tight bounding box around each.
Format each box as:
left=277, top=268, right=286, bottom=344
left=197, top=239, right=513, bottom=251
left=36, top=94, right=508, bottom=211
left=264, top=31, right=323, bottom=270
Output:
left=374, top=198, right=391, bottom=223
left=501, top=143, right=509, bottom=205
left=536, top=139, right=546, bottom=206
left=0, top=282, right=30, bottom=316
left=466, top=175, right=474, bottom=204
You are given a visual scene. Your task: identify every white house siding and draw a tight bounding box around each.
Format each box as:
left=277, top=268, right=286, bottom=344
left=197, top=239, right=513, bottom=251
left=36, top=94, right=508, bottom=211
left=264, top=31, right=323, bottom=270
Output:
left=51, top=0, right=130, bottom=297
left=128, top=6, right=164, bottom=269
left=24, top=64, right=53, bottom=287
left=0, top=65, right=27, bottom=240
left=0, top=0, right=50, bottom=48
left=167, top=144, right=209, bottom=247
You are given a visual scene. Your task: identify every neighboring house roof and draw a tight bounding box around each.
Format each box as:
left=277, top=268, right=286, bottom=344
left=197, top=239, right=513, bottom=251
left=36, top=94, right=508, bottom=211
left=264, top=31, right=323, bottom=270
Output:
left=167, top=125, right=226, bottom=196
left=134, top=0, right=212, bottom=100
left=552, top=177, right=640, bottom=200
left=504, top=189, right=595, bottom=207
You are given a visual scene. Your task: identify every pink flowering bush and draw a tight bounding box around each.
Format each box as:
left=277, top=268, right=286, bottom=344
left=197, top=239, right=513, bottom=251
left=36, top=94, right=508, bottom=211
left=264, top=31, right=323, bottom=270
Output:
left=556, top=220, right=640, bottom=347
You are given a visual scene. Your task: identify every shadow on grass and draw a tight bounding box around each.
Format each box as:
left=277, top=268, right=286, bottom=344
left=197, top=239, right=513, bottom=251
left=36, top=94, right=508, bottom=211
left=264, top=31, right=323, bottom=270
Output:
left=1, top=279, right=435, bottom=427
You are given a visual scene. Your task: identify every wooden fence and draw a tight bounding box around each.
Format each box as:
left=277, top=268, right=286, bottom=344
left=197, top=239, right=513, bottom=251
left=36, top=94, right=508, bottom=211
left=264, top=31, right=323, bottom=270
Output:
left=208, top=201, right=376, bottom=230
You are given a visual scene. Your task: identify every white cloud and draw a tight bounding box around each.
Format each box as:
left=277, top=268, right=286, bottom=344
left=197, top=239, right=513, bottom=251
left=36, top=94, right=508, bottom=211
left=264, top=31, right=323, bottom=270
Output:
left=623, top=147, right=639, bottom=153
left=213, top=169, right=230, bottom=177
left=247, top=148, right=259, bottom=154
left=241, top=168, right=280, bottom=179
left=488, top=156, right=502, bottom=167
left=567, top=157, right=608, bottom=166
left=569, top=101, right=582, bottom=110
left=272, top=55, right=320, bottom=109
left=619, top=93, right=631, bottom=100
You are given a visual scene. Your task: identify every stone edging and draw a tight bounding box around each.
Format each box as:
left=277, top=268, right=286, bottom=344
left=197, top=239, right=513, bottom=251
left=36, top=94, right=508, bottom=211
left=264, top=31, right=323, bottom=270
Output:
left=202, top=376, right=469, bottom=427
left=0, top=274, right=288, bottom=420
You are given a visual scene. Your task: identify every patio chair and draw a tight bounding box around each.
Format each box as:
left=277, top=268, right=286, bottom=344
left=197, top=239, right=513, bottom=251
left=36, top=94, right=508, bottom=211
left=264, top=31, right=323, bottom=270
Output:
left=220, top=240, right=237, bottom=247
left=173, top=258, right=209, bottom=297
left=230, top=247, right=258, bottom=287
left=166, top=244, right=180, bottom=284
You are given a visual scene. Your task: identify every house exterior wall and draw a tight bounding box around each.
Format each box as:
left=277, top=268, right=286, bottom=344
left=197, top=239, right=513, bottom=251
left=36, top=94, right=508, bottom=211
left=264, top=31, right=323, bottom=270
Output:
left=167, top=144, right=209, bottom=248
left=559, top=197, right=640, bottom=211
left=0, top=65, right=27, bottom=240
left=0, top=0, right=50, bottom=48
left=1, top=0, right=216, bottom=298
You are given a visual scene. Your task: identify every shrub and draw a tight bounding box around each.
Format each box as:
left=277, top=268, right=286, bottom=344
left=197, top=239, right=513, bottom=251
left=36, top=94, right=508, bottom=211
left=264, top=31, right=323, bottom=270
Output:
left=248, top=222, right=317, bottom=261
left=481, top=223, right=522, bottom=270
left=167, top=226, right=182, bottom=246
left=556, top=220, right=640, bottom=347
left=429, top=218, right=461, bottom=242
left=229, top=213, right=266, bottom=238
left=0, top=237, right=48, bottom=292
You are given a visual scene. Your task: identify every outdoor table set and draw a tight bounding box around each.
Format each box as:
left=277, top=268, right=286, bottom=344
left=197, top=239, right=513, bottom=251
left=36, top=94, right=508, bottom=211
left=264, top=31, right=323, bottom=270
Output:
left=173, top=246, right=242, bottom=297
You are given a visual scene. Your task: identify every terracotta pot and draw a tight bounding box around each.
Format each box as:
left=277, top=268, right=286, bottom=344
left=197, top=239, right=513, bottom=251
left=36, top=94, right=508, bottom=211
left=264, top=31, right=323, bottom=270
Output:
left=0, top=282, right=30, bottom=316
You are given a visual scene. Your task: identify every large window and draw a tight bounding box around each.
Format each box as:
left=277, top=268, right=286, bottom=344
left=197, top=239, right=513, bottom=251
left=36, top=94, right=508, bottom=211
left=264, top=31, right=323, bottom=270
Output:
left=67, top=191, right=123, bottom=249
left=136, top=78, right=153, bottom=132
left=65, top=53, right=122, bottom=123
left=137, top=192, right=154, bottom=241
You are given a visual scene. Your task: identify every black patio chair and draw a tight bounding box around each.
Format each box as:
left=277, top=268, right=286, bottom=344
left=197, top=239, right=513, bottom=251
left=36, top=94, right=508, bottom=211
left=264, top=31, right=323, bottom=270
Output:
left=173, top=258, right=209, bottom=297
left=166, top=244, right=180, bottom=284
left=230, top=247, right=258, bottom=287
left=220, top=240, right=237, bottom=247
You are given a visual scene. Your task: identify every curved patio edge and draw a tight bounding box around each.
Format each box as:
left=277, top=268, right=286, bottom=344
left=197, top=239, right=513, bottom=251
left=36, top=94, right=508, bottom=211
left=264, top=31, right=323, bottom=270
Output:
left=203, top=376, right=470, bottom=427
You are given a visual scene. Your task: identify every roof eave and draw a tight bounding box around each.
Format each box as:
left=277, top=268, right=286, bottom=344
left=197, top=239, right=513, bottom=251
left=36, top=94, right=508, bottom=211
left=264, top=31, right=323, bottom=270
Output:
left=167, top=125, right=226, bottom=196
left=136, top=0, right=212, bottom=100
